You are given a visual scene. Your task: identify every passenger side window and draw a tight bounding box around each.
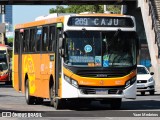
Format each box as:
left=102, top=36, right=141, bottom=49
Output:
left=42, top=27, right=49, bottom=52
left=36, top=28, right=42, bottom=52
left=14, top=31, right=20, bottom=54
left=30, top=28, right=36, bottom=52
left=49, top=26, right=56, bottom=52
left=23, top=30, right=29, bottom=52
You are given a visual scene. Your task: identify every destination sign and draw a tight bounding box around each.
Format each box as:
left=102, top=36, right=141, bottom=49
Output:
left=68, top=17, right=134, bottom=27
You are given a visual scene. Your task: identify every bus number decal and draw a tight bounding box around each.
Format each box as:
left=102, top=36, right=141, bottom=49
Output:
left=75, top=18, right=88, bottom=26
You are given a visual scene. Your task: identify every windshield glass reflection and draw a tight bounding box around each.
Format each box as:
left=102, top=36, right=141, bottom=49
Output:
left=64, top=31, right=136, bottom=67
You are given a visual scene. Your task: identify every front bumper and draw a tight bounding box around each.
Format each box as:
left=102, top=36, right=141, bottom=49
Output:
left=62, top=78, right=136, bottom=99
left=0, top=74, right=9, bottom=82
left=137, top=81, right=155, bottom=92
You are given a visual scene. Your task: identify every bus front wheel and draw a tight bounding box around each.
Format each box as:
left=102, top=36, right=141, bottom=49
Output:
left=54, top=98, right=65, bottom=110
left=49, top=84, right=65, bottom=109
left=49, top=85, right=55, bottom=106
left=25, top=80, right=35, bottom=105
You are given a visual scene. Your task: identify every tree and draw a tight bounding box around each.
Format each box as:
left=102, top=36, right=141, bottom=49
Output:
left=50, top=5, right=121, bottom=14
left=50, top=6, right=66, bottom=13
left=6, top=37, right=13, bottom=47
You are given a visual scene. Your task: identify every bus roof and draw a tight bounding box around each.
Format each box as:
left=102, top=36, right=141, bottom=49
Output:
left=15, top=16, right=64, bottom=29
left=15, top=13, right=129, bottom=30
left=0, top=44, right=6, bottom=47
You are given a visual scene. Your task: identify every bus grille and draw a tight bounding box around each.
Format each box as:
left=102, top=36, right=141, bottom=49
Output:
left=80, top=88, right=123, bottom=95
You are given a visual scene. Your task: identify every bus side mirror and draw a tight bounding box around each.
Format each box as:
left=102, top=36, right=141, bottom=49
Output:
left=59, top=37, right=64, bottom=57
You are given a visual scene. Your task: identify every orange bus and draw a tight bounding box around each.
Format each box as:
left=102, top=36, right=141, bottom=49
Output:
left=0, top=44, right=12, bottom=84
left=13, top=13, right=139, bottom=109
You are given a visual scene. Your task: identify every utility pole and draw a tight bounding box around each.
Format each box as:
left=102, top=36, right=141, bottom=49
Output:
left=121, top=5, right=127, bottom=14
left=104, top=5, right=107, bottom=13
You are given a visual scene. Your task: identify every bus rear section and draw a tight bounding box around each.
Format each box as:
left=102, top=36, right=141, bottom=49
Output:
left=0, top=44, right=12, bottom=84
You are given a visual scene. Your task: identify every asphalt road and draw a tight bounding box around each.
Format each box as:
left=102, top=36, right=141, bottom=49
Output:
left=0, top=84, right=160, bottom=119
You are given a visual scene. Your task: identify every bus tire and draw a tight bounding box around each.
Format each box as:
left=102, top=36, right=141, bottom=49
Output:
left=54, top=98, right=65, bottom=110
left=25, top=80, right=35, bottom=105
left=49, top=85, right=55, bottom=106
left=110, top=98, right=122, bottom=110
left=35, top=97, right=43, bottom=105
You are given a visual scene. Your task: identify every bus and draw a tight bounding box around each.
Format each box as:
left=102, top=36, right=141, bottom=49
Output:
left=13, top=13, right=139, bottom=109
left=0, top=44, right=12, bottom=84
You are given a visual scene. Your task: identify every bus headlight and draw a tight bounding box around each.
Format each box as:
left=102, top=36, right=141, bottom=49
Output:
left=64, top=75, right=71, bottom=83
left=0, top=72, right=8, bottom=76
left=125, top=77, right=136, bottom=89
left=64, top=75, right=79, bottom=88
left=71, top=80, right=78, bottom=88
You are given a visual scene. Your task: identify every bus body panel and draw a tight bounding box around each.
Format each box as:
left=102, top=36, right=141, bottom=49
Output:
left=61, top=67, right=136, bottom=99
left=20, top=53, right=55, bottom=98
left=15, top=16, right=64, bottom=29
left=13, top=55, right=19, bottom=91
left=123, top=82, right=136, bottom=99
left=63, top=67, right=136, bottom=87
left=61, top=75, right=136, bottom=99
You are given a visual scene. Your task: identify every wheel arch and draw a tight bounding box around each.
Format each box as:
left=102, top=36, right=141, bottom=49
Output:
left=49, top=74, right=54, bottom=89
left=24, top=73, right=28, bottom=92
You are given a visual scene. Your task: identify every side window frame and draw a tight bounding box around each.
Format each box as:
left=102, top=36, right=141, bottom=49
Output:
left=36, top=27, right=42, bottom=52
left=42, top=26, right=49, bottom=52
left=23, top=29, right=30, bottom=53
left=48, top=25, right=56, bottom=52
left=30, top=28, right=36, bottom=52
left=14, top=30, right=20, bottom=54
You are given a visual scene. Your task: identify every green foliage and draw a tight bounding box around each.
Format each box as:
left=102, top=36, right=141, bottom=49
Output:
left=50, top=6, right=66, bottom=13
left=107, top=5, right=121, bottom=14
left=7, top=37, right=13, bottom=43
left=50, top=5, right=121, bottom=14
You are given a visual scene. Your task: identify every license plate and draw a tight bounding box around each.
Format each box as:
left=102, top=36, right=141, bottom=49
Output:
left=96, top=89, right=108, bottom=95
left=137, top=84, right=145, bottom=88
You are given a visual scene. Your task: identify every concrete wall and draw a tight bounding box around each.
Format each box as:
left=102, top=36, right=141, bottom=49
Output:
left=138, top=0, right=160, bottom=91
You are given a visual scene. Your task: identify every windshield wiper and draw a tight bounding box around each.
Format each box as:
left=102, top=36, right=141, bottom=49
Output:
left=112, top=29, right=121, bottom=41
left=106, top=29, right=121, bottom=49
left=107, top=29, right=122, bottom=65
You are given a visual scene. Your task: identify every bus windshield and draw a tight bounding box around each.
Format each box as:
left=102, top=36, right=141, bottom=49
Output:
left=0, top=62, right=8, bottom=71
left=0, top=51, right=7, bottom=61
left=64, top=31, right=137, bottom=67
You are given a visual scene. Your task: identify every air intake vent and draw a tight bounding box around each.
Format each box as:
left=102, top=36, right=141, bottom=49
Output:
left=77, top=69, right=127, bottom=78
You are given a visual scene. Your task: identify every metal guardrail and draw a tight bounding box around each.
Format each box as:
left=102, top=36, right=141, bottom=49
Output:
left=148, top=0, right=160, bottom=58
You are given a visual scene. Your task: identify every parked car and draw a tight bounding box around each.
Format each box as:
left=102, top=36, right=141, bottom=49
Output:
left=137, top=65, right=155, bottom=95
